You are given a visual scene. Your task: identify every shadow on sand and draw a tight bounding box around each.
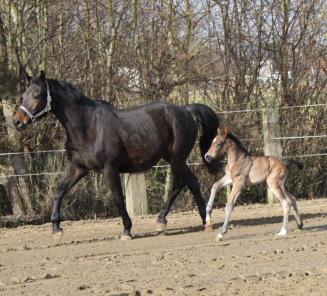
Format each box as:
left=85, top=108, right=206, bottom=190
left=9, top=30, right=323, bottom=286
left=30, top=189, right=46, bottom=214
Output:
left=132, top=212, right=326, bottom=240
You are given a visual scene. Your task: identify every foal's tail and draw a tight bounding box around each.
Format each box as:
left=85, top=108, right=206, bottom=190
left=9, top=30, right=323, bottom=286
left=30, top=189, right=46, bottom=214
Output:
left=184, top=103, right=222, bottom=174
left=284, top=159, right=304, bottom=170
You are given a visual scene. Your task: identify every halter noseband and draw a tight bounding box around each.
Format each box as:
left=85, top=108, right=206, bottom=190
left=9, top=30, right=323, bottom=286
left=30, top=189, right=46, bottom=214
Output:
left=19, top=81, right=52, bottom=122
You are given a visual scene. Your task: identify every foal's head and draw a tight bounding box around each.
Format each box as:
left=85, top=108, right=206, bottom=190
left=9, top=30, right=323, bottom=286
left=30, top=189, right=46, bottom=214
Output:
left=205, top=128, right=228, bottom=163
left=13, top=71, right=51, bottom=129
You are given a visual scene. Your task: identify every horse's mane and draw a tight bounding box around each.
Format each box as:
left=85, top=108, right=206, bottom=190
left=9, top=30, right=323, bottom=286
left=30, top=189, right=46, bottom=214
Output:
left=227, top=133, right=249, bottom=155
left=49, top=79, right=115, bottom=109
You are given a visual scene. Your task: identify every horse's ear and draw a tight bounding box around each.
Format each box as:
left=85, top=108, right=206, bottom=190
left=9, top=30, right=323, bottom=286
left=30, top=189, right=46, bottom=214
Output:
left=217, top=127, right=221, bottom=134
left=39, top=70, right=46, bottom=82
left=24, top=71, right=32, bottom=84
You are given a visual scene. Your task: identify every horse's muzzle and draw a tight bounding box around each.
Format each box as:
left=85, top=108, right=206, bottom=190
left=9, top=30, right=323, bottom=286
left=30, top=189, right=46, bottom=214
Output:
left=13, top=111, right=30, bottom=130
left=13, top=119, right=24, bottom=129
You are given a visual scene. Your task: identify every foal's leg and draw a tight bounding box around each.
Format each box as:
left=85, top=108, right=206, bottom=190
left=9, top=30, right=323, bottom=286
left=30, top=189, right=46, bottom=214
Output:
left=51, top=165, right=88, bottom=235
left=267, top=179, right=290, bottom=236
left=282, top=189, right=303, bottom=229
left=104, top=166, right=132, bottom=240
left=216, top=182, right=243, bottom=241
left=205, top=175, right=232, bottom=228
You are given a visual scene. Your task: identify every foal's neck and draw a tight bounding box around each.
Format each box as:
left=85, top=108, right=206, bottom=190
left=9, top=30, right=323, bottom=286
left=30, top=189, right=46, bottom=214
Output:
left=226, top=139, right=249, bottom=166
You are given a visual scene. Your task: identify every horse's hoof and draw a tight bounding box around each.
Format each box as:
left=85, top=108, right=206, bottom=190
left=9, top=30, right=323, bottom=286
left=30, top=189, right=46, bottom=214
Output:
left=156, top=222, right=167, bottom=233
left=297, top=222, right=304, bottom=230
left=215, top=233, right=223, bottom=241
left=205, top=224, right=213, bottom=232
left=52, top=229, right=63, bottom=242
left=120, top=234, right=133, bottom=241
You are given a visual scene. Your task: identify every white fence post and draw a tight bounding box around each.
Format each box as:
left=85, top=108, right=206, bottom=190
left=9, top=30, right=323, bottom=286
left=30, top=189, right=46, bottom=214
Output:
left=262, top=103, right=283, bottom=204
left=124, top=173, right=148, bottom=216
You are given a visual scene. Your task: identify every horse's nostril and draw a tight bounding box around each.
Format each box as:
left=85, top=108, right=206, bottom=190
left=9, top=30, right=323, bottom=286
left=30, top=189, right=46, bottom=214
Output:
left=13, top=119, right=23, bottom=129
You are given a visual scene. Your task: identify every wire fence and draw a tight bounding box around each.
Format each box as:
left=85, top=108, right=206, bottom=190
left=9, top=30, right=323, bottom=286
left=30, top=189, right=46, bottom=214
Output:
left=1, top=101, right=326, bottom=218
left=1, top=103, right=326, bottom=179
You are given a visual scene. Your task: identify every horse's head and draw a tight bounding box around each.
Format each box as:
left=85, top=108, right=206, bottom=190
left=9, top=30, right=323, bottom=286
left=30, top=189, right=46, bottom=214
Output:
left=205, top=128, right=228, bottom=163
left=13, top=70, right=52, bottom=129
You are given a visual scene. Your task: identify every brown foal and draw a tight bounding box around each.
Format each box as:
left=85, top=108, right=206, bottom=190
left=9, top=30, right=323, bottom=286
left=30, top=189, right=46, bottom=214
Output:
left=204, top=128, right=303, bottom=241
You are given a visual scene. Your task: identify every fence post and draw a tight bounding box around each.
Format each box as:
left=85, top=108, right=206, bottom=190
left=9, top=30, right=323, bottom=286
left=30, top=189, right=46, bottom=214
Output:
left=262, top=102, right=282, bottom=204
left=124, top=173, right=148, bottom=216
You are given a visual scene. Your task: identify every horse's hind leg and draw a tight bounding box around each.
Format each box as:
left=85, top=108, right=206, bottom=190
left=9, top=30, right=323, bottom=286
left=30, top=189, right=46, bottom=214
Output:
left=157, top=162, right=207, bottom=230
left=157, top=178, right=184, bottom=230
left=157, top=162, right=185, bottom=231
left=282, top=188, right=303, bottom=229
left=184, top=165, right=207, bottom=225
left=205, top=175, right=232, bottom=228
left=104, top=166, right=132, bottom=240
left=267, top=179, right=291, bottom=236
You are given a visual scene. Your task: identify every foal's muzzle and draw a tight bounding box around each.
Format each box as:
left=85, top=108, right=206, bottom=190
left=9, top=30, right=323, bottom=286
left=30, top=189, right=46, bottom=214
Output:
left=205, top=154, right=213, bottom=163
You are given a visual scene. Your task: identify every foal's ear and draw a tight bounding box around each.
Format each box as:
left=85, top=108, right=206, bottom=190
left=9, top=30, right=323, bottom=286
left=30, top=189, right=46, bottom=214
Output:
left=223, top=127, right=228, bottom=139
left=217, top=127, right=221, bottom=135
left=24, top=71, right=32, bottom=84
left=39, top=70, right=46, bottom=82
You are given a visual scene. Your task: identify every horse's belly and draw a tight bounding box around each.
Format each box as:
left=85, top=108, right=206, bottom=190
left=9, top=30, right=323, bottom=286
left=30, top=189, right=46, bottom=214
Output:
left=248, top=166, right=268, bottom=184
left=119, top=157, right=161, bottom=173
left=70, top=149, right=105, bottom=172
left=123, top=146, right=164, bottom=172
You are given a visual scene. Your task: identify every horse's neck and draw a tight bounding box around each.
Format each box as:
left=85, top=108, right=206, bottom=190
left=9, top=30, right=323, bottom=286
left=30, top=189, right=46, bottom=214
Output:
left=50, top=84, right=90, bottom=142
left=226, top=140, right=248, bottom=166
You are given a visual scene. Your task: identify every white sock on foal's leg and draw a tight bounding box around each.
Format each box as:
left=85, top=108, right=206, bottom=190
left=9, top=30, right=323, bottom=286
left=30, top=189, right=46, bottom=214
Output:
left=276, top=199, right=290, bottom=236
left=276, top=227, right=288, bottom=236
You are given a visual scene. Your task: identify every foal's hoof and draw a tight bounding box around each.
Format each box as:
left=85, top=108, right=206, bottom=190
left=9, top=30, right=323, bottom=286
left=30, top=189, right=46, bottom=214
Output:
left=205, top=223, right=214, bottom=232
left=120, top=233, right=133, bottom=241
left=156, top=222, right=167, bottom=233
left=52, top=228, right=63, bottom=242
left=297, top=222, right=304, bottom=230
left=276, top=229, right=288, bottom=237
left=215, top=233, right=223, bottom=241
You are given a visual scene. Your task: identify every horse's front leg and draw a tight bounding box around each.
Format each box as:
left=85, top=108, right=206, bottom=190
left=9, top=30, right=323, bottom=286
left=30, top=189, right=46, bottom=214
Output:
left=205, top=175, right=232, bottom=230
left=51, top=165, right=88, bottom=236
left=216, top=182, right=243, bottom=241
left=104, top=166, right=132, bottom=240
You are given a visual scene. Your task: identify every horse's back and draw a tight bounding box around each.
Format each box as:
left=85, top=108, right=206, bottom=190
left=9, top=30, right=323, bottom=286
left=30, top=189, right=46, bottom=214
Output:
left=248, top=155, right=287, bottom=184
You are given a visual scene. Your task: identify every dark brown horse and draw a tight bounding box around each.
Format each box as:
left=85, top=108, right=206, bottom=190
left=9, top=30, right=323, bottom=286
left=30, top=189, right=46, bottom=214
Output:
left=13, top=71, right=221, bottom=239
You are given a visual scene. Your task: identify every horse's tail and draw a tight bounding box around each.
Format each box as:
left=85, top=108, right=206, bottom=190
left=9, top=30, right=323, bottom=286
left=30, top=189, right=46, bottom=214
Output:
left=284, top=159, right=304, bottom=170
left=184, top=103, right=222, bottom=174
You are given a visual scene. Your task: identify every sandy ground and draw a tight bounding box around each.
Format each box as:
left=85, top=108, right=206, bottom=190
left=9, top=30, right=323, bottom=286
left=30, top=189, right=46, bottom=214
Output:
left=0, top=199, right=326, bottom=296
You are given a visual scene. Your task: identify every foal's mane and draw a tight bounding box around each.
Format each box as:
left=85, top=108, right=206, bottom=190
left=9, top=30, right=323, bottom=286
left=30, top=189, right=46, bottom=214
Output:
left=227, top=133, right=249, bottom=155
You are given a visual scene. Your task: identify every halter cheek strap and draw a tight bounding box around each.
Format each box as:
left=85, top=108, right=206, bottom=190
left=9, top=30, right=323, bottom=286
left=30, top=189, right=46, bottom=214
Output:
left=19, top=81, right=52, bottom=122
